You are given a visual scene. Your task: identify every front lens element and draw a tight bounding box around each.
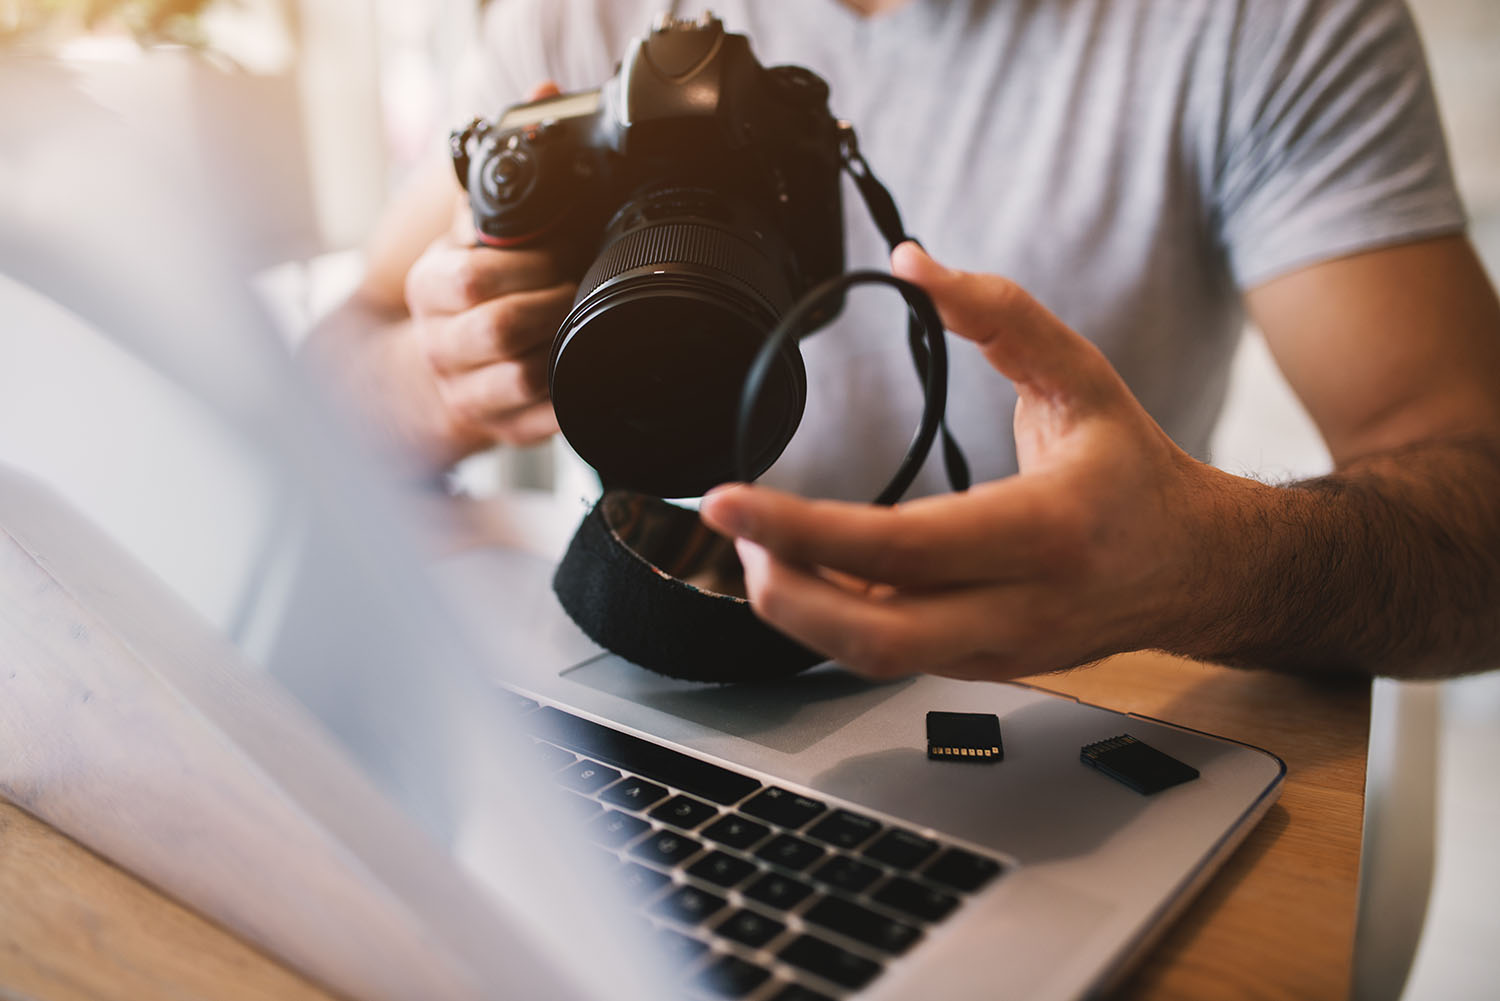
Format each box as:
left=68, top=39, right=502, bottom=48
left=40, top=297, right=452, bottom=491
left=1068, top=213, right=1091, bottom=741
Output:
left=550, top=194, right=806, bottom=498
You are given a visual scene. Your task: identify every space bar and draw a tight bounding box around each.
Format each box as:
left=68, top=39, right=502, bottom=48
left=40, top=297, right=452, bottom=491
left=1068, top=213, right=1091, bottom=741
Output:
left=529, top=706, right=762, bottom=806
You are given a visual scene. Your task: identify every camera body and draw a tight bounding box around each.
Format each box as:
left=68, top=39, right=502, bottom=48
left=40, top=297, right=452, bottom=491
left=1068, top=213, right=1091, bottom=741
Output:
left=450, top=14, right=847, bottom=498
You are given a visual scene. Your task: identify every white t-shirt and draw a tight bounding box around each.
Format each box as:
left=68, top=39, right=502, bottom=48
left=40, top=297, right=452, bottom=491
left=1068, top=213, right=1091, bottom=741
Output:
left=452, top=0, right=1466, bottom=501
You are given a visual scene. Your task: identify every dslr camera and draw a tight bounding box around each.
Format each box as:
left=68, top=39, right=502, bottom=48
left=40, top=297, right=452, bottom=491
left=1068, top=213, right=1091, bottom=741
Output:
left=450, top=13, right=847, bottom=498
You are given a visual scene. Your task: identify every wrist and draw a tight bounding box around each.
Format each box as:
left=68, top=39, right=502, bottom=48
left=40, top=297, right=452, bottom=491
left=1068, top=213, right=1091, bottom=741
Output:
left=1154, top=462, right=1289, bottom=666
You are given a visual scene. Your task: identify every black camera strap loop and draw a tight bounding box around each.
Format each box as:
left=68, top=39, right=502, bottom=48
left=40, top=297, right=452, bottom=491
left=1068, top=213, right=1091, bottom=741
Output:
left=735, top=128, right=971, bottom=503
left=738, top=271, right=946, bottom=506
left=842, top=141, right=909, bottom=248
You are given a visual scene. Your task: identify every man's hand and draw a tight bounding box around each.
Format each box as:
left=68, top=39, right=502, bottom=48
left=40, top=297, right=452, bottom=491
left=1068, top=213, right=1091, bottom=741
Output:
left=702, top=241, right=1500, bottom=681
left=403, top=233, right=576, bottom=455
left=303, top=81, right=576, bottom=475
left=700, top=242, right=1238, bottom=680
left=401, top=78, right=575, bottom=463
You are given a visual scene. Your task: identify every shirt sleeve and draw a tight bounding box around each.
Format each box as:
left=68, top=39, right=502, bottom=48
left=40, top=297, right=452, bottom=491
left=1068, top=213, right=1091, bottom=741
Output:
left=1213, top=0, right=1467, bottom=288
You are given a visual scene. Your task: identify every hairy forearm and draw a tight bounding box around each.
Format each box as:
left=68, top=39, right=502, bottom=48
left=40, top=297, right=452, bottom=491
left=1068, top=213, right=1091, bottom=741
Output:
left=1185, top=434, right=1500, bottom=679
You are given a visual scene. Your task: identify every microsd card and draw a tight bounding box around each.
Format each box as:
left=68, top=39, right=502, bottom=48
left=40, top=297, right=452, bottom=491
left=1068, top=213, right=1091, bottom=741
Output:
left=926, top=711, right=1003, bottom=762
left=1080, top=734, right=1199, bottom=794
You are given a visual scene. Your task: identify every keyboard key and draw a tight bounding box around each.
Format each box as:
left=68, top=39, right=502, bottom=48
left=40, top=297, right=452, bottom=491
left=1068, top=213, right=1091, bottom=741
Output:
left=529, top=707, right=762, bottom=805
left=923, top=847, right=1003, bottom=893
left=741, top=787, right=826, bottom=829
left=811, top=854, right=882, bottom=894
left=779, top=934, right=882, bottom=990
left=694, top=954, right=771, bottom=999
left=652, top=884, right=728, bottom=926
left=559, top=759, right=621, bottom=794
left=743, top=872, right=816, bottom=912
left=755, top=834, right=826, bottom=872
left=805, top=809, right=882, bottom=850
left=716, top=908, right=786, bottom=949
left=687, top=851, right=759, bottom=889
left=802, top=897, right=922, bottom=955
left=600, top=776, right=670, bottom=811
left=870, top=876, right=959, bottom=922
left=630, top=830, right=703, bottom=868
left=649, top=794, right=719, bottom=830
left=862, top=828, right=939, bottom=871
left=618, top=862, right=672, bottom=899
left=586, top=809, right=651, bottom=849
left=657, top=927, right=709, bottom=967
left=702, top=813, right=771, bottom=851
left=766, top=984, right=835, bottom=1001
left=528, top=740, right=578, bottom=772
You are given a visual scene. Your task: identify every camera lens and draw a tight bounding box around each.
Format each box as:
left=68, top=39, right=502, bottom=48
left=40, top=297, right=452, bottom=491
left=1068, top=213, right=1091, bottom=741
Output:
left=550, top=186, right=807, bottom=498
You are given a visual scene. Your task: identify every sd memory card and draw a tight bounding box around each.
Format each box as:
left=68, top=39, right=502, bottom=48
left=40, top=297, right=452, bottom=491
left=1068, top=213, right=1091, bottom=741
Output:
left=927, top=711, right=1003, bottom=762
left=1080, top=734, right=1198, bottom=794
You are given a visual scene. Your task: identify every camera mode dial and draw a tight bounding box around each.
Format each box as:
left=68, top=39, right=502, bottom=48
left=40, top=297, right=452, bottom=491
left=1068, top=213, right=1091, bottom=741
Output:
left=644, top=14, right=724, bottom=78
left=482, top=144, right=534, bottom=205
left=466, top=126, right=591, bottom=246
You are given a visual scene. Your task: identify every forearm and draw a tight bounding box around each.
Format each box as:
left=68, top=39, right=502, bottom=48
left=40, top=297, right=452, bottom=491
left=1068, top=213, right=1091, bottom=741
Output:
left=1186, top=434, right=1500, bottom=679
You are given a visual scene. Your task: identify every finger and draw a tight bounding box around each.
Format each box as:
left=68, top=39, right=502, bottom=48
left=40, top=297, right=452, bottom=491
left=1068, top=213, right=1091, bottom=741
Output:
left=526, top=80, right=562, bottom=101
left=425, top=282, right=576, bottom=374
left=408, top=242, right=565, bottom=315
left=736, top=540, right=1012, bottom=679
left=436, top=345, right=552, bottom=426
left=480, top=398, right=561, bottom=447
left=701, top=480, right=1084, bottom=588
left=891, top=241, right=1115, bottom=406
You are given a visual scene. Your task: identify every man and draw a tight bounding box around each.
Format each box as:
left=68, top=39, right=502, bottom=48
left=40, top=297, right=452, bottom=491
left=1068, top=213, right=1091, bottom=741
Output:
left=307, top=0, right=1500, bottom=680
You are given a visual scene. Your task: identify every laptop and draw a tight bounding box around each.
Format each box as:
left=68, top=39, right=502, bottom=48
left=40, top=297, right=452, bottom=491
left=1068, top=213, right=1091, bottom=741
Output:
left=433, top=542, right=1285, bottom=1001
left=0, top=60, right=1283, bottom=1001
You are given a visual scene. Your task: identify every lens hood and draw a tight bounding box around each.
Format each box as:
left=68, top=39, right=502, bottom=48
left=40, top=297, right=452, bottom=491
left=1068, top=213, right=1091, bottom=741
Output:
left=552, top=490, right=825, bottom=681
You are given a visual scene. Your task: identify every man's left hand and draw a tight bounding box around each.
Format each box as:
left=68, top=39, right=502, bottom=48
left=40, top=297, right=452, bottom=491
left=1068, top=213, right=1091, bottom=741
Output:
left=699, top=242, right=1244, bottom=680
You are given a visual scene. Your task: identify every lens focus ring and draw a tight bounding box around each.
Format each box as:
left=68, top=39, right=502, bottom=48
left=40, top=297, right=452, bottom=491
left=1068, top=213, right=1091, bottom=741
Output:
left=576, top=220, right=793, bottom=313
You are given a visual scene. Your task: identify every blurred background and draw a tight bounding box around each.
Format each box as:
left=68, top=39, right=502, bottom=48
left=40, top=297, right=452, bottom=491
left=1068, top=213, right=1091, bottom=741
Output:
left=0, top=1, right=1496, bottom=998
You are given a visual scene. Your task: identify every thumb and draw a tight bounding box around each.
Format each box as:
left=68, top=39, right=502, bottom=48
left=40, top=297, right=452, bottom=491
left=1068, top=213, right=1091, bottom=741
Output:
left=526, top=80, right=563, bottom=101
left=891, top=241, right=1108, bottom=402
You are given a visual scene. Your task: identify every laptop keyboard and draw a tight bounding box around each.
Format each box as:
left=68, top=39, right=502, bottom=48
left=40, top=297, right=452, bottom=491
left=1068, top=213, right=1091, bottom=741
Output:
left=510, top=697, right=1007, bottom=1000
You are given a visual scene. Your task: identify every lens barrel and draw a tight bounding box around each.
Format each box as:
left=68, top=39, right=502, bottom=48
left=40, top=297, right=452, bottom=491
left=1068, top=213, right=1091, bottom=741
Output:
left=549, top=187, right=807, bottom=498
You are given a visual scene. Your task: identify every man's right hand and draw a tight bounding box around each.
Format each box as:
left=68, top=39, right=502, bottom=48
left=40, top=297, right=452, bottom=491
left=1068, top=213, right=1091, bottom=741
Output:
left=403, top=232, right=577, bottom=458
left=303, top=80, right=576, bottom=477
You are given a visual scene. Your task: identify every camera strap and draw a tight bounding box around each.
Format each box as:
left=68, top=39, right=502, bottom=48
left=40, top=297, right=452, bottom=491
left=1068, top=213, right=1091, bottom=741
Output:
left=737, top=127, right=971, bottom=503
left=552, top=129, right=970, bottom=682
left=840, top=130, right=971, bottom=496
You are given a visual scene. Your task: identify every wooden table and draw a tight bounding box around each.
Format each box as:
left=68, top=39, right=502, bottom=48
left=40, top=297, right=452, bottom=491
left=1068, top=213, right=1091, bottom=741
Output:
left=0, top=495, right=1371, bottom=1001
left=1035, top=657, right=1369, bottom=1000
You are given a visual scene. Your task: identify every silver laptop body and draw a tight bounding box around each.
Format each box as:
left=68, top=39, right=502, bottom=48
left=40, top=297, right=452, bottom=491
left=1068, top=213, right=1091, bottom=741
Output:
left=439, top=542, right=1283, bottom=1001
